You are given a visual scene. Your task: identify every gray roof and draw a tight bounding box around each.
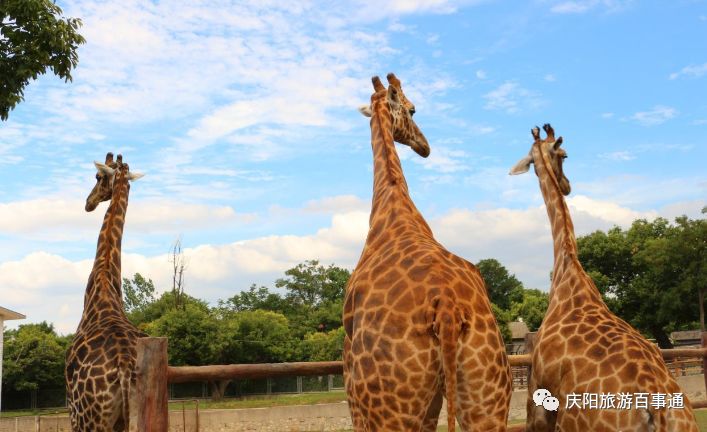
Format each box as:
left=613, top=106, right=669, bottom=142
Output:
left=0, top=306, right=25, bottom=320
left=509, top=321, right=529, bottom=340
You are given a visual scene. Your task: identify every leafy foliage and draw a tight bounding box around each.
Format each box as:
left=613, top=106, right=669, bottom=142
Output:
left=123, top=273, right=156, bottom=314
left=2, top=322, right=70, bottom=391
left=300, top=327, right=345, bottom=361
left=477, top=258, right=524, bottom=310
left=577, top=215, right=706, bottom=348
left=509, top=289, right=549, bottom=332
left=147, top=303, right=220, bottom=366
left=0, top=0, right=86, bottom=120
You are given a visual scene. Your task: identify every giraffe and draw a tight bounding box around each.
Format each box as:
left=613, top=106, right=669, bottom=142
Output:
left=509, top=124, right=698, bottom=431
left=343, top=73, right=511, bottom=432
left=65, top=153, right=145, bottom=432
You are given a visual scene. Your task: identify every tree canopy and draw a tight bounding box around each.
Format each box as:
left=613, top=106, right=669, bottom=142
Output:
left=0, top=0, right=85, bottom=120
left=2, top=322, right=70, bottom=392
left=477, top=258, right=524, bottom=311
left=577, top=215, right=706, bottom=348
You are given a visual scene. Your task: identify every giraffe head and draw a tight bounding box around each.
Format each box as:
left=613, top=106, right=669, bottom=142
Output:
left=358, top=73, right=430, bottom=157
left=85, top=152, right=144, bottom=212
left=509, top=123, right=571, bottom=195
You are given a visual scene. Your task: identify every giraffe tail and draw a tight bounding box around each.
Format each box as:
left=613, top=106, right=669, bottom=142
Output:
left=433, top=299, right=463, bottom=432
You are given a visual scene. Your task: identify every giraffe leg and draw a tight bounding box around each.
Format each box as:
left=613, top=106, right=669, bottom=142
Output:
left=344, top=336, right=368, bottom=431
left=524, top=374, right=555, bottom=432
left=420, top=389, right=443, bottom=432
left=454, top=338, right=511, bottom=430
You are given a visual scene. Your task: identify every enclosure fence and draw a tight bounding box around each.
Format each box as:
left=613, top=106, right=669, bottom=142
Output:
left=133, top=333, right=707, bottom=432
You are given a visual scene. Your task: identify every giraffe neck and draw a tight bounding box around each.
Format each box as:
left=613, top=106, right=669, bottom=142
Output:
left=533, top=147, right=602, bottom=306
left=80, top=171, right=131, bottom=328
left=366, top=100, right=432, bottom=244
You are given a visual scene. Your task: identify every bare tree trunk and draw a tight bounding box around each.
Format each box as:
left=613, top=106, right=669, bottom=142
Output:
left=170, top=237, right=187, bottom=310
left=209, top=380, right=231, bottom=401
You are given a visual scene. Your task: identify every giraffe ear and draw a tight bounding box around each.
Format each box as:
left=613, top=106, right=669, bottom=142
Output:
left=94, top=161, right=115, bottom=176
left=509, top=154, right=533, bottom=175
left=127, top=172, right=144, bottom=181
left=358, top=105, right=373, bottom=117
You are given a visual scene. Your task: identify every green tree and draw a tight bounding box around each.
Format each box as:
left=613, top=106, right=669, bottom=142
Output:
left=578, top=215, right=706, bottom=348
left=274, top=260, right=350, bottom=336
left=210, top=310, right=295, bottom=400
left=276, top=260, right=349, bottom=308
left=510, top=289, right=549, bottom=331
left=2, top=322, right=69, bottom=392
left=217, top=284, right=287, bottom=313
left=476, top=258, right=524, bottom=311
left=0, top=0, right=86, bottom=120
left=147, top=303, right=220, bottom=367
left=490, top=303, right=512, bottom=344
left=122, top=273, right=156, bottom=314
left=300, top=327, right=345, bottom=362
left=128, top=290, right=208, bottom=330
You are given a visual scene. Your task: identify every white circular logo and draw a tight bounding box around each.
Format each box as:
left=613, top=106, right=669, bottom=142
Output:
left=542, top=396, right=560, bottom=411
left=533, top=388, right=552, bottom=406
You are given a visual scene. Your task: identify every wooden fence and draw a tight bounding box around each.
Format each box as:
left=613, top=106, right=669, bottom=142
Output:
left=133, top=332, right=707, bottom=432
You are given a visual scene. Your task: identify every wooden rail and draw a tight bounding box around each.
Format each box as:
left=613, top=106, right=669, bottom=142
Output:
left=134, top=336, right=707, bottom=432
left=168, top=361, right=342, bottom=383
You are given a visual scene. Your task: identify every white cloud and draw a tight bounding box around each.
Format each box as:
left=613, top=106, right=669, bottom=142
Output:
left=599, top=151, right=636, bottom=161
left=352, top=0, right=484, bottom=19
left=601, top=112, right=615, bottom=119
left=0, top=209, right=370, bottom=334
left=575, top=175, right=706, bottom=208
left=26, top=1, right=395, bottom=167
left=669, top=62, right=707, bottom=80
left=303, top=195, right=369, bottom=214
left=476, top=70, right=487, bottom=80
left=5, top=190, right=697, bottom=334
left=0, top=198, right=254, bottom=242
left=544, top=74, right=556, bottom=82
left=483, top=81, right=543, bottom=114
left=629, top=105, right=678, bottom=126
left=549, top=0, right=632, bottom=14
left=410, top=146, right=470, bottom=173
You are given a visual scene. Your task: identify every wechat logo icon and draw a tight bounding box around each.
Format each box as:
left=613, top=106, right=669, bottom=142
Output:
left=533, top=388, right=560, bottom=412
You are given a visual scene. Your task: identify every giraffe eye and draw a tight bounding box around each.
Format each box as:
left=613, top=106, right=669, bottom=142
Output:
left=96, top=174, right=101, bottom=180
left=409, top=107, right=416, bottom=116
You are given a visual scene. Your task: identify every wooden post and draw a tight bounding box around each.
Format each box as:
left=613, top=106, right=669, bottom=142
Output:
left=524, top=331, right=537, bottom=388
left=702, top=332, right=707, bottom=398
left=134, top=337, right=169, bottom=432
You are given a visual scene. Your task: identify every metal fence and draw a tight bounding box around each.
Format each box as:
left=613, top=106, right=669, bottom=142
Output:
left=0, top=375, right=347, bottom=413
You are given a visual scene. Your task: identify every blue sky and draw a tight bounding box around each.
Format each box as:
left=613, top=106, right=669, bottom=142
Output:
left=1, top=0, right=705, bottom=334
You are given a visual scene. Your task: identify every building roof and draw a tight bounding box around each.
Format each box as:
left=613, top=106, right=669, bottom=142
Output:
left=509, top=321, right=529, bottom=340
left=0, top=306, right=25, bottom=321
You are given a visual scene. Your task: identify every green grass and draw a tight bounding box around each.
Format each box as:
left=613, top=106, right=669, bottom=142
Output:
left=0, top=408, right=68, bottom=418
left=696, top=408, right=707, bottom=430
left=168, top=391, right=349, bottom=410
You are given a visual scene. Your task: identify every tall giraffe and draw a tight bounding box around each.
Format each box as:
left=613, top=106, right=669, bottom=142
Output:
left=510, top=124, right=698, bottom=431
left=343, top=74, right=511, bottom=432
left=65, top=153, right=145, bottom=432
